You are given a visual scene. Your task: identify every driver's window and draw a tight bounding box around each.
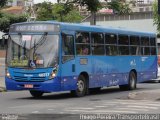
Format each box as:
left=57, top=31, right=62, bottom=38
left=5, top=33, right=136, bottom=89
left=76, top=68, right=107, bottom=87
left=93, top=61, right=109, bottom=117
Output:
left=62, top=33, right=74, bottom=63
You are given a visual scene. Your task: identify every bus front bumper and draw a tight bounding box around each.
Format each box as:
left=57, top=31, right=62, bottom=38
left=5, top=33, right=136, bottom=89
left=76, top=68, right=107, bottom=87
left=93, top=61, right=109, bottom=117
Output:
left=5, top=77, right=61, bottom=92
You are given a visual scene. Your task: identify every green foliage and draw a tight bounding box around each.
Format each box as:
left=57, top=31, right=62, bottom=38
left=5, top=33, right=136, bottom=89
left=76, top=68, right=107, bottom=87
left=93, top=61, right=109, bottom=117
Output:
left=36, top=2, right=55, bottom=21
left=0, top=0, right=7, bottom=8
left=0, top=12, right=27, bottom=33
left=79, top=0, right=102, bottom=12
left=153, top=0, right=160, bottom=34
left=107, top=0, right=132, bottom=14
left=35, top=1, right=83, bottom=23
left=58, top=0, right=102, bottom=12
left=63, top=9, right=83, bottom=22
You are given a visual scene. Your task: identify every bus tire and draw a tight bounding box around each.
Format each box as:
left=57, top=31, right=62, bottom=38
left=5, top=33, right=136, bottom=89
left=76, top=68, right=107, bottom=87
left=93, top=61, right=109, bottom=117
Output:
left=119, top=71, right=137, bottom=90
left=128, top=71, right=137, bottom=90
left=29, top=90, right=44, bottom=98
left=71, top=75, right=87, bottom=97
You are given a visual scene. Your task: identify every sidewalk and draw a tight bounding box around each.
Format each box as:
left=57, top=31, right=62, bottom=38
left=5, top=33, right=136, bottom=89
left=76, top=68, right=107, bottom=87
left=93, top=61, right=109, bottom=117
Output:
left=0, top=77, right=5, bottom=92
left=119, top=89, right=160, bottom=101
left=0, top=58, right=6, bottom=92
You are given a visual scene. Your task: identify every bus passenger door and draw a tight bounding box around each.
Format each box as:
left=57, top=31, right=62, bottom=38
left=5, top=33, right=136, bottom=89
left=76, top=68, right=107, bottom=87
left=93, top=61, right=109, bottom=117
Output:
left=60, top=31, right=76, bottom=91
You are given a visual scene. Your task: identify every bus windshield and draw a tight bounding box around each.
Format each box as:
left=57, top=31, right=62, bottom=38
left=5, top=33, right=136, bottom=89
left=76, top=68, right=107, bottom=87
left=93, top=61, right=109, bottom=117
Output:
left=7, top=34, right=59, bottom=68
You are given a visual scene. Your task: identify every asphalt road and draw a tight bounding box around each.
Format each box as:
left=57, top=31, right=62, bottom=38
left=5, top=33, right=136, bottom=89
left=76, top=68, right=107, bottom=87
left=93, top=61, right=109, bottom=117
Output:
left=0, top=82, right=160, bottom=119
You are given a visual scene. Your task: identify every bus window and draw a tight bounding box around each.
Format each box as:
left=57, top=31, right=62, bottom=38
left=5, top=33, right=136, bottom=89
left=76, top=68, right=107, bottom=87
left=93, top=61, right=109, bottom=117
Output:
left=76, top=44, right=90, bottom=55
left=105, top=33, right=117, bottom=44
left=91, top=32, right=105, bottom=55
left=150, top=47, right=156, bottom=55
left=130, top=46, right=140, bottom=55
left=106, top=45, right=117, bottom=55
left=92, top=45, right=105, bottom=55
left=141, top=47, right=150, bottom=55
left=130, top=36, right=140, bottom=45
left=76, top=32, right=90, bottom=43
left=150, top=37, right=156, bottom=46
left=141, top=37, right=150, bottom=46
left=62, top=34, right=74, bottom=62
left=118, top=35, right=129, bottom=45
left=91, top=33, right=104, bottom=44
left=119, top=46, right=129, bottom=55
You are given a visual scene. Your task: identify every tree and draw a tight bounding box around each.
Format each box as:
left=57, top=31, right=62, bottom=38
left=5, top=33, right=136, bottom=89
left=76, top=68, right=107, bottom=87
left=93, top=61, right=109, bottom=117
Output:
left=35, top=1, right=83, bottom=23
left=63, top=9, right=83, bottom=22
left=153, top=0, right=160, bottom=34
left=0, top=12, right=27, bottom=33
left=0, top=0, right=7, bottom=8
left=52, top=3, right=83, bottom=22
left=106, top=0, right=132, bottom=14
left=58, top=0, right=102, bottom=25
left=35, top=2, right=54, bottom=21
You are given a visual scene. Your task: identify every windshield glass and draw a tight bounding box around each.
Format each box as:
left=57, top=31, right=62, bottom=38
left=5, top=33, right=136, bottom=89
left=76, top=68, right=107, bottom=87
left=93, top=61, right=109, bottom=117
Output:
left=7, top=34, right=59, bottom=68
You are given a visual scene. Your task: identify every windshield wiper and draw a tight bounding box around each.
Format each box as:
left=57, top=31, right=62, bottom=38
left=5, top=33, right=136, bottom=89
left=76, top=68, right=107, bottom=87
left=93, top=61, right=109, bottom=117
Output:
left=33, top=32, right=48, bottom=60
left=33, top=32, right=48, bottom=51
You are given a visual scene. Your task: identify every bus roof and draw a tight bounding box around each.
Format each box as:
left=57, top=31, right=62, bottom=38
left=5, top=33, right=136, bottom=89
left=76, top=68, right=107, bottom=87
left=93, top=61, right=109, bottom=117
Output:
left=11, top=21, right=156, bottom=37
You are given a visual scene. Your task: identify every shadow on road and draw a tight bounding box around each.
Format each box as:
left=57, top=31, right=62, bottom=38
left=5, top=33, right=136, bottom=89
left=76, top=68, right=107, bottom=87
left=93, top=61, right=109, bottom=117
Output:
left=16, top=85, right=151, bottom=100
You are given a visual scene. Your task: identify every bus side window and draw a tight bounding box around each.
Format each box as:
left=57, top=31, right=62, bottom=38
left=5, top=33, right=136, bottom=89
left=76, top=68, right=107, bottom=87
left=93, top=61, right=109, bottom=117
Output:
left=130, top=36, right=140, bottom=55
left=140, top=37, right=150, bottom=56
left=62, top=33, right=74, bottom=63
left=76, top=32, right=90, bottom=56
left=76, top=32, right=90, bottom=43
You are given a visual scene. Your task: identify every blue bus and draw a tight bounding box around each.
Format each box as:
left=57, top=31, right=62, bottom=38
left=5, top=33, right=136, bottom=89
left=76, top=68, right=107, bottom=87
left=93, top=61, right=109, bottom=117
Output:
left=5, top=21, right=157, bottom=97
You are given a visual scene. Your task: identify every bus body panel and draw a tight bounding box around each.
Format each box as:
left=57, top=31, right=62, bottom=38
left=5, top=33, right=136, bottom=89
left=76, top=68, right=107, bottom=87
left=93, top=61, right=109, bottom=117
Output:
left=5, top=21, right=157, bottom=93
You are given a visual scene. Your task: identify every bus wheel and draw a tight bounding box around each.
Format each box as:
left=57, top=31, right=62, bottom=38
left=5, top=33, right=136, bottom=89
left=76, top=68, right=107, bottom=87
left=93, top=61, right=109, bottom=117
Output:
left=119, top=71, right=136, bottom=90
left=29, top=90, right=44, bottom=98
left=128, top=71, right=137, bottom=90
left=71, top=75, right=87, bottom=97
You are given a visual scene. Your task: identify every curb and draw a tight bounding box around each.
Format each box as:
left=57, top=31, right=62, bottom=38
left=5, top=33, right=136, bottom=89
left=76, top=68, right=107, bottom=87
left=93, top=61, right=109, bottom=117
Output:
left=0, top=87, right=6, bottom=92
left=122, top=90, right=160, bottom=100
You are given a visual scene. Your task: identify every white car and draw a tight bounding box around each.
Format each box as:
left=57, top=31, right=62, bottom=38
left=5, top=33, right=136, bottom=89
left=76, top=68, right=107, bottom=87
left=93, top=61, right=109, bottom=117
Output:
left=151, top=65, right=160, bottom=82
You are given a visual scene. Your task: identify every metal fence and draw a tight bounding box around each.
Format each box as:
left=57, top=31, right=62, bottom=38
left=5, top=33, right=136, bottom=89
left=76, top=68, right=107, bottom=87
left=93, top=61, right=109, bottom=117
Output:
left=83, top=12, right=153, bottom=22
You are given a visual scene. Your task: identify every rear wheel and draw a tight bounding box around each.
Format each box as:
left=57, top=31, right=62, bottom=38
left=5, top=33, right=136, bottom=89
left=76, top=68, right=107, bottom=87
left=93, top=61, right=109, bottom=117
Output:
left=71, top=75, right=87, bottom=97
left=29, top=90, right=44, bottom=98
left=119, top=71, right=137, bottom=90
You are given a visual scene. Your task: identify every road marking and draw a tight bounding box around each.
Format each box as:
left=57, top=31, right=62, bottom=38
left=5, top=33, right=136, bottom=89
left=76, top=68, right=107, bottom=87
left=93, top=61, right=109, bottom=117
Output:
left=116, top=107, right=149, bottom=111
left=66, top=107, right=95, bottom=110
left=95, top=106, right=107, bottom=108
left=65, top=109, right=137, bottom=113
left=32, top=111, right=39, bottom=113
left=83, top=110, right=137, bottom=114
left=120, top=102, right=160, bottom=107
left=126, top=105, right=158, bottom=110
left=47, top=109, right=54, bottom=111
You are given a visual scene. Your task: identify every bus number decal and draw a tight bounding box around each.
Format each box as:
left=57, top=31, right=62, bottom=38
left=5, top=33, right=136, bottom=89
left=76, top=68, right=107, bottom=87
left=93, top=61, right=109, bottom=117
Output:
left=38, top=73, right=50, bottom=77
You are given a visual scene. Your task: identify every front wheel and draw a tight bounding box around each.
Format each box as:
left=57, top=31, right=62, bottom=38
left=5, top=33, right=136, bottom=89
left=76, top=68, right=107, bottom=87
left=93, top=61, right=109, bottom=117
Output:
left=71, top=75, right=87, bottom=97
left=29, top=90, right=44, bottom=98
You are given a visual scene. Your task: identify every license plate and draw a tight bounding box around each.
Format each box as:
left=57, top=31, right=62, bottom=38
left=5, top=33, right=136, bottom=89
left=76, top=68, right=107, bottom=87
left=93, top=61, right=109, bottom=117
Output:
left=24, top=84, right=33, bottom=88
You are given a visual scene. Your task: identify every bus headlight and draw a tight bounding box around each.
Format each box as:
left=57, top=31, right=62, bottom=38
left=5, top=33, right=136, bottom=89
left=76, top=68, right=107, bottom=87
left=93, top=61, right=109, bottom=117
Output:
left=6, top=71, right=11, bottom=78
left=49, top=69, right=57, bottom=79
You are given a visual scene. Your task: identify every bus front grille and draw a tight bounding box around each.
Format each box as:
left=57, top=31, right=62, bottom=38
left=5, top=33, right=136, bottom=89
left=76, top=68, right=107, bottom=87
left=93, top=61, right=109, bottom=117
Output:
left=14, top=76, right=46, bottom=82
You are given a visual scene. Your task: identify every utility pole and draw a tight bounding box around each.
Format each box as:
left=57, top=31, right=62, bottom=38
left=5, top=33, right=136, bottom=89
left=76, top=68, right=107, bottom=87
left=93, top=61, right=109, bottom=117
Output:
left=24, top=0, right=36, bottom=22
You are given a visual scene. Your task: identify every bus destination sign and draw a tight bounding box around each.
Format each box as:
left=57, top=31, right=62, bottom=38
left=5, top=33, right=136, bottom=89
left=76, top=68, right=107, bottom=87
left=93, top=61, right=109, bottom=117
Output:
left=10, top=24, right=60, bottom=33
